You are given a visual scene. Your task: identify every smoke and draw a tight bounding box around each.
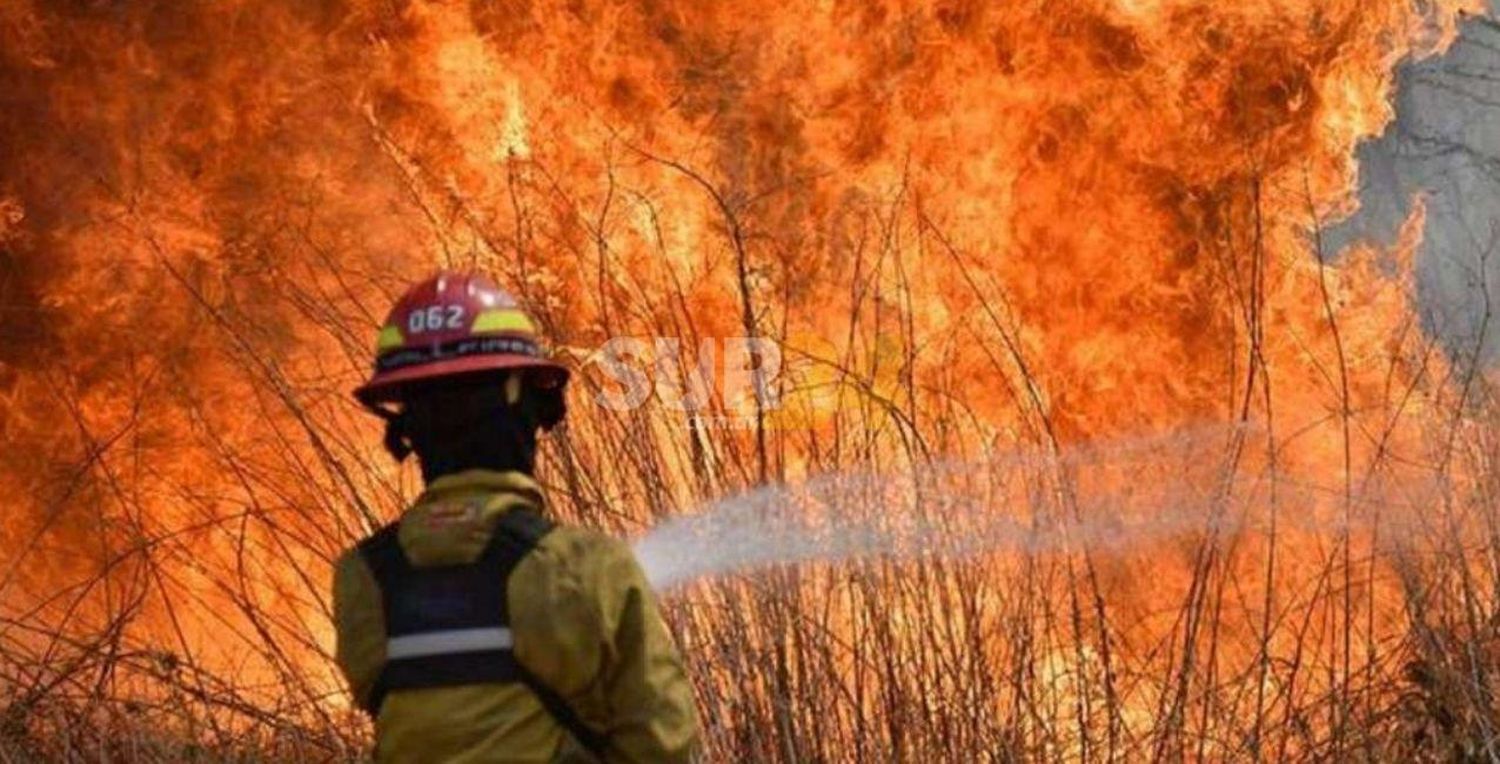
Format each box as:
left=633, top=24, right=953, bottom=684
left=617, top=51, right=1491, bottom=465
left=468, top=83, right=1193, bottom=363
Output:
left=1330, top=7, right=1500, bottom=365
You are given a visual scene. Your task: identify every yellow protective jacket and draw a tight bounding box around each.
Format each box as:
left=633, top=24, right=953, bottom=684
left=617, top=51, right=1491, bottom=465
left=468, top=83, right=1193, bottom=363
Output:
left=332, top=470, right=700, bottom=763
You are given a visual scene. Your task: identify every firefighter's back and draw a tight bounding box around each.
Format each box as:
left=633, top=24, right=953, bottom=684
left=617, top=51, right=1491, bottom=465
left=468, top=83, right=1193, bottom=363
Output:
left=333, top=470, right=699, bottom=763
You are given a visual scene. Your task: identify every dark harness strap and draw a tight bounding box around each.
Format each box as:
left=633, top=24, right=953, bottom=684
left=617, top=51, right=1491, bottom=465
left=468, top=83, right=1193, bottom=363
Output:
left=357, top=511, right=608, bottom=757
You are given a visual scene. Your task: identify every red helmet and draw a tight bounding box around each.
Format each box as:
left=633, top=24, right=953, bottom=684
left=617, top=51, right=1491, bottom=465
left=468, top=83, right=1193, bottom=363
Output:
left=354, top=271, right=568, bottom=407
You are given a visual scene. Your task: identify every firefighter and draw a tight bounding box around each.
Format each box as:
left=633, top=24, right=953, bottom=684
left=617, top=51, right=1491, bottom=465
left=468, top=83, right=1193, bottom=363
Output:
left=332, top=272, right=700, bottom=762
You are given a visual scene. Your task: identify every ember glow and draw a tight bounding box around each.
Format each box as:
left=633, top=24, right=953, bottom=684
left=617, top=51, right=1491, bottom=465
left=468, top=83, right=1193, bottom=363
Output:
left=1, top=1, right=1495, bottom=760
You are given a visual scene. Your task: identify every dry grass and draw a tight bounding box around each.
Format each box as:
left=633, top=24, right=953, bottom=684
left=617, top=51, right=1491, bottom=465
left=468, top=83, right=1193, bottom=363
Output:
left=3, top=69, right=1499, bottom=762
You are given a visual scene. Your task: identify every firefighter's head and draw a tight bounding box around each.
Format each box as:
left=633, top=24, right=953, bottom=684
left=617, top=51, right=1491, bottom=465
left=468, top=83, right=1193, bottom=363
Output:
left=356, top=272, right=568, bottom=481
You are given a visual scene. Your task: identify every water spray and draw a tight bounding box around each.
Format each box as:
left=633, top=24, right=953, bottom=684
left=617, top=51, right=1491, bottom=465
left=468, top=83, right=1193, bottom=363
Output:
left=634, top=425, right=1441, bottom=590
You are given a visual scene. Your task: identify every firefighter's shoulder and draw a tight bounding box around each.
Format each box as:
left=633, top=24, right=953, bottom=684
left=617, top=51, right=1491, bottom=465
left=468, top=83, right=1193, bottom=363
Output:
left=507, top=522, right=647, bottom=686
left=521, top=521, right=648, bottom=596
left=330, top=543, right=374, bottom=593
left=531, top=522, right=642, bottom=573
left=539, top=521, right=629, bottom=552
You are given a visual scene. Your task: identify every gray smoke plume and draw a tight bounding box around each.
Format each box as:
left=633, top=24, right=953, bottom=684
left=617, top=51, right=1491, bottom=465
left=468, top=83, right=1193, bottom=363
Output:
left=1329, top=6, right=1500, bottom=365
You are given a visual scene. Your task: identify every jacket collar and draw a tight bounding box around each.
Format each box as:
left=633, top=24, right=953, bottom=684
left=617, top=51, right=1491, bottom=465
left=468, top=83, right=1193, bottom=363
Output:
left=419, top=469, right=545, bottom=509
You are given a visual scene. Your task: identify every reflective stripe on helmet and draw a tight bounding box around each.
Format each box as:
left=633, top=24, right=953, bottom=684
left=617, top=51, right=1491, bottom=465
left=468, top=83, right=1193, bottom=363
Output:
left=376, top=325, right=406, bottom=351
left=386, top=626, right=514, bottom=660
left=471, top=309, right=537, bottom=334
left=376, top=335, right=543, bottom=372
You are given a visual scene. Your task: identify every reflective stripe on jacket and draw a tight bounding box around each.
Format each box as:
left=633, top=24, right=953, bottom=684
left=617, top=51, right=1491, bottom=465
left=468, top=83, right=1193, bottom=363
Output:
left=332, top=470, right=700, bottom=763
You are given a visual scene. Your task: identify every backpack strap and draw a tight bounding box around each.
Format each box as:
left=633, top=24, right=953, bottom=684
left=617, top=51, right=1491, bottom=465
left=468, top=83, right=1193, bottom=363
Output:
left=355, top=512, right=608, bottom=758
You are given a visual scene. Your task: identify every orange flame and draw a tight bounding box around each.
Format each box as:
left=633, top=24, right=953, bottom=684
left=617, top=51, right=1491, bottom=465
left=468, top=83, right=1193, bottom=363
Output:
left=0, top=0, right=1488, bottom=757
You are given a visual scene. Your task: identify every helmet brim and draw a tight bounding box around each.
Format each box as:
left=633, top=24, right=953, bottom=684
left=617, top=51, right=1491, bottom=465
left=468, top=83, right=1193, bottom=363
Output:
left=354, top=355, right=570, bottom=407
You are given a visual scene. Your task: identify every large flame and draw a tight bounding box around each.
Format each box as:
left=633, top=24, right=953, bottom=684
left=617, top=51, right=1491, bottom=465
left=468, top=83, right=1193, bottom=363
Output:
left=0, top=0, right=1490, bottom=759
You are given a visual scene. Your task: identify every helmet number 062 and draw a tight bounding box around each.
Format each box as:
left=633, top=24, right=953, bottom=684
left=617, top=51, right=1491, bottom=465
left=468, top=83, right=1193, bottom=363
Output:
left=408, top=305, right=467, bottom=334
